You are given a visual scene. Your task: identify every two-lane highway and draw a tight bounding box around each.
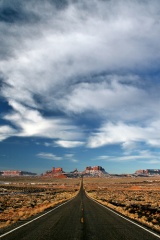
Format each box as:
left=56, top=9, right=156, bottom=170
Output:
left=0, top=184, right=160, bottom=240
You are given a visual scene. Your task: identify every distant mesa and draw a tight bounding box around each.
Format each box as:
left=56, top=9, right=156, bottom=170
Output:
left=41, top=167, right=160, bottom=178
left=1, top=167, right=160, bottom=178
left=135, top=169, right=160, bottom=176
left=42, top=166, right=109, bottom=178
left=0, top=170, right=37, bottom=177
left=43, top=167, right=67, bottom=178
left=83, top=166, right=109, bottom=177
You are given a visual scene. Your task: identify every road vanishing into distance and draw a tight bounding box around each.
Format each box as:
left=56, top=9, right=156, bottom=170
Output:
left=0, top=182, right=160, bottom=240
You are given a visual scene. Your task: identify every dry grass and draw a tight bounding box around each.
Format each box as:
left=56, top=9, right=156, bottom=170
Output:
left=0, top=177, right=80, bottom=229
left=2, top=176, right=160, bottom=233
left=84, top=176, right=160, bottom=233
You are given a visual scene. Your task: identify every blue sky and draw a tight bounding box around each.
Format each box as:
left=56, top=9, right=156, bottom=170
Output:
left=0, top=0, right=160, bottom=174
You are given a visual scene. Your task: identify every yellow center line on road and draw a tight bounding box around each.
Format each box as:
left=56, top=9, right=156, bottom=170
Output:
left=80, top=217, right=84, bottom=223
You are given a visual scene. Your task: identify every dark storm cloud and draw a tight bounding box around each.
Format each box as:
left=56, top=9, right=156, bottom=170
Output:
left=0, top=1, right=40, bottom=24
left=0, top=0, right=69, bottom=24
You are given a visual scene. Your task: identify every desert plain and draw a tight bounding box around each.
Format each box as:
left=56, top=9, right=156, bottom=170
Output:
left=0, top=176, right=79, bottom=229
left=84, top=176, right=160, bottom=233
left=0, top=176, right=160, bottom=234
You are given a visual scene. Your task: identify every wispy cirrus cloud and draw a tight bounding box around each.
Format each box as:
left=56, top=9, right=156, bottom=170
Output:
left=0, top=0, right=160, bottom=157
left=37, top=153, right=62, bottom=161
left=64, top=154, right=79, bottom=163
left=58, top=76, right=160, bottom=121
left=2, top=100, right=83, bottom=140
left=0, top=125, right=17, bottom=141
left=1, top=0, right=160, bottom=174
left=98, top=149, right=160, bottom=164
left=71, top=159, right=79, bottom=163
left=1, top=0, right=160, bottom=112
left=56, top=140, right=85, bottom=148
left=37, top=152, right=79, bottom=163
left=87, top=121, right=160, bottom=148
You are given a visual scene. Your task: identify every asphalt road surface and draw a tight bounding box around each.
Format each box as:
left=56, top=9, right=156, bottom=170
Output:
left=0, top=184, right=160, bottom=240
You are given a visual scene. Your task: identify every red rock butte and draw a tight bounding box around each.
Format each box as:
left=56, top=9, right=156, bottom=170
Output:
left=43, top=167, right=67, bottom=178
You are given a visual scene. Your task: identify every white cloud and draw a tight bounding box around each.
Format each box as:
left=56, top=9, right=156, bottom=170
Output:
left=1, top=0, right=160, bottom=152
left=98, top=149, right=160, bottom=163
left=56, top=140, right=84, bottom=148
left=122, top=141, right=139, bottom=153
left=1, top=0, right=160, bottom=115
left=64, top=153, right=78, bottom=162
left=101, top=155, right=147, bottom=162
left=0, top=125, right=17, bottom=141
left=44, top=142, right=52, bottom=147
left=37, top=152, right=79, bottom=162
left=71, top=159, right=79, bottom=163
left=37, top=153, right=62, bottom=161
left=3, top=100, right=83, bottom=141
left=87, top=121, right=160, bottom=148
left=58, top=77, right=153, bottom=119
